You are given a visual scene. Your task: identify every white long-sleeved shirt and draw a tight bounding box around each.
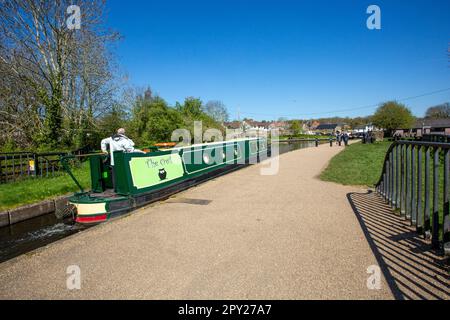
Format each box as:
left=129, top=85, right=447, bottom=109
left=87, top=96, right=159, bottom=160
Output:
left=100, top=134, right=137, bottom=165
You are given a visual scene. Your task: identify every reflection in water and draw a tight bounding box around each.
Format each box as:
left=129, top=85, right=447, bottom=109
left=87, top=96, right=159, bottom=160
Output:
left=0, top=141, right=318, bottom=263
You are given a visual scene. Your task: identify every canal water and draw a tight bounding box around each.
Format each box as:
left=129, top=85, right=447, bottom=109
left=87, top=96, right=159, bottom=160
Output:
left=278, top=140, right=319, bottom=154
left=0, top=140, right=321, bottom=263
left=0, top=214, right=88, bottom=262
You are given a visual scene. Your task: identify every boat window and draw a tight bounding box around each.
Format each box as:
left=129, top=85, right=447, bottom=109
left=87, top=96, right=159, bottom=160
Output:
left=203, top=154, right=210, bottom=164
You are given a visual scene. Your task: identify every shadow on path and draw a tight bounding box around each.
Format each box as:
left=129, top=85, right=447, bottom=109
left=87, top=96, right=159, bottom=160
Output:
left=347, top=191, right=449, bottom=300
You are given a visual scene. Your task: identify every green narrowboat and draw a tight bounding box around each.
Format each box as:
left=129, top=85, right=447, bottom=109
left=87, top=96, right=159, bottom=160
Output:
left=64, top=137, right=269, bottom=224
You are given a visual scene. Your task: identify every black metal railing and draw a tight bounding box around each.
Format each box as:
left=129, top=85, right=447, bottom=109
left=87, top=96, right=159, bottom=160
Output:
left=376, top=140, right=450, bottom=256
left=421, top=133, right=450, bottom=143
left=0, top=147, right=91, bottom=184
left=0, top=152, right=67, bottom=183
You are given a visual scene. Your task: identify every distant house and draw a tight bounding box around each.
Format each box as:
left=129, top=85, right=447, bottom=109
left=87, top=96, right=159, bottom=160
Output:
left=394, top=118, right=450, bottom=138
left=245, top=120, right=270, bottom=131
left=310, top=120, right=320, bottom=130
left=268, top=121, right=289, bottom=135
left=224, top=120, right=271, bottom=138
left=353, top=124, right=376, bottom=134
left=301, top=120, right=320, bottom=135
left=268, top=121, right=288, bottom=130
left=224, top=119, right=292, bottom=136
left=224, top=121, right=242, bottom=130
left=314, top=123, right=342, bottom=135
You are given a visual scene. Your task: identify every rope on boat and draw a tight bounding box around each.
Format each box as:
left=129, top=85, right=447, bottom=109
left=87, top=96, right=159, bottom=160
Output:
left=55, top=203, right=77, bottom=220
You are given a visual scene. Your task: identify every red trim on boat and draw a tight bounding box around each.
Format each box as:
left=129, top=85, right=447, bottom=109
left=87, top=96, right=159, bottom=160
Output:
left=75, top=214, right=107, bottom=223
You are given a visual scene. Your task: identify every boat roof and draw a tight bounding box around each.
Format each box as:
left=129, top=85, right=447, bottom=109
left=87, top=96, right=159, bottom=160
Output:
left=169, top=137, right=262, bottom=151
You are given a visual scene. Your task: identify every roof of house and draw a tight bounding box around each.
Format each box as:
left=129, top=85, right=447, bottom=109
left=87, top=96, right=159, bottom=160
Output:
left=269, top=121, right=288, bottom=128
left=315, top=123, right=339, bottom=130
left=224, top=121, right=241, bottom=129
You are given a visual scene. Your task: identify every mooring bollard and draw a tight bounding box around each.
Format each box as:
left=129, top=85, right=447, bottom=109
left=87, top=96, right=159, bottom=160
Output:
left=315, top=139, right=319, bottom=147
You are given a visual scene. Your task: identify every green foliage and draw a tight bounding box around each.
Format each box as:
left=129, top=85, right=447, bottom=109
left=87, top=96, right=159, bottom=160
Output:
left=289, top=120, right=303, bottom=136
left=372, top=101, right=415, bottom=135
left=0, top=139, right=19, bottom=153
left=348, top=116, right=372, bottom=129
left=127, top=95, right=224, bottom=147
left=130, top=96, right=184, bottom=146
left=177, top=97, right=203, bottom=118
left=174, top=97, right=224, bottom=142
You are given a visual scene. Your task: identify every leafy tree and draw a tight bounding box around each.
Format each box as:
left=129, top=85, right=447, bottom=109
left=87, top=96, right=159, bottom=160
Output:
left=176, top=97, right=224, bottom=142
left=130, top=96, right=184, bottom=146
left=425, top=103, right=450, bottom=119
left=372, top=101, right=415, bottom=136
left=290, top=120, right=303, bottom=136
left=348, top=116, right=372, bottom=129
left=177, top=97, right=203, bottom=118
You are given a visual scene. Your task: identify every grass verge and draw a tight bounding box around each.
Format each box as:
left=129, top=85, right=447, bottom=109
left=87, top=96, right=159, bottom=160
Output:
left=0, top=162, right=91, bottom=211
left=320, top=141, right=391, bottom=187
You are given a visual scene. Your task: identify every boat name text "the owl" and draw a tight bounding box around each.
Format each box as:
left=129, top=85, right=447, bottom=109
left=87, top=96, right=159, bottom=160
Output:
left=146, top=157, right=173, bottom=169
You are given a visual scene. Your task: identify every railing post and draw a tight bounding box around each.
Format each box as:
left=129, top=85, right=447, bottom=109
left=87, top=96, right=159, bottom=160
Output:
left=411, top=145, right=416, bottom=225
left=389, top=151, right=394, bottom=205
left=395, top=144, right=400, bottom=209
left=416, top=146, right=423, bottom=232
left=424, top=147, right=431, bottom=238
left=400, top=144, right=406, bottom=216
left=432, top=148, right=439, bottom=248
left=12, top=154, right=15, bottom=181
left=26, top=154, right=30, bottom=176
left=443, top=148, right=449, bottom=252
left=19, top=154, right=23, bottom=177
left=386, top=160, right=390, bottom=202
left=33, top=153, right=39, bottom=177
left=406, top=145, right=411, bottom=219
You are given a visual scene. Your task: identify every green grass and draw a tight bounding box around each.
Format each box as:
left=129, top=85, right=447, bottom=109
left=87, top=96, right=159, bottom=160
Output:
left=320, top=141, right=391, bottom=187
left=322, top=140, right=449, bottom=239
left=0, top=162, right=91, bottom=211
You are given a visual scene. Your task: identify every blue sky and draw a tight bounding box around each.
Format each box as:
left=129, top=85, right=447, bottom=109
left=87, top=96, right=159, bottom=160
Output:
left=106, top=0, right=450, bottom=120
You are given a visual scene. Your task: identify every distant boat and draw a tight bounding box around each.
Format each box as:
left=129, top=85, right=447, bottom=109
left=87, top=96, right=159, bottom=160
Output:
left=63, top=138, right=269, bottom=224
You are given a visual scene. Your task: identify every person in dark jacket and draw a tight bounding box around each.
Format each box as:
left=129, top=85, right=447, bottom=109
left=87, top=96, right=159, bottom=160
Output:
left=343, top=132, right=349, bottom=146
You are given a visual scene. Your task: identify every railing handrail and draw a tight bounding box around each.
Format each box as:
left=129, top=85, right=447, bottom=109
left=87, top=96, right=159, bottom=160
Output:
left=375, top=140, right=450, bottom=189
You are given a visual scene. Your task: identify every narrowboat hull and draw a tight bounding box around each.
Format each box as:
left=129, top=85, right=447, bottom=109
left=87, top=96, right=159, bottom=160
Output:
left=68, top=138, right=269, bottom=224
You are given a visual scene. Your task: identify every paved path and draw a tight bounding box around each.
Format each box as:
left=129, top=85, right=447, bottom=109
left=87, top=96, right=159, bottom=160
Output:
left=0, top=143, right=447, bottom=299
